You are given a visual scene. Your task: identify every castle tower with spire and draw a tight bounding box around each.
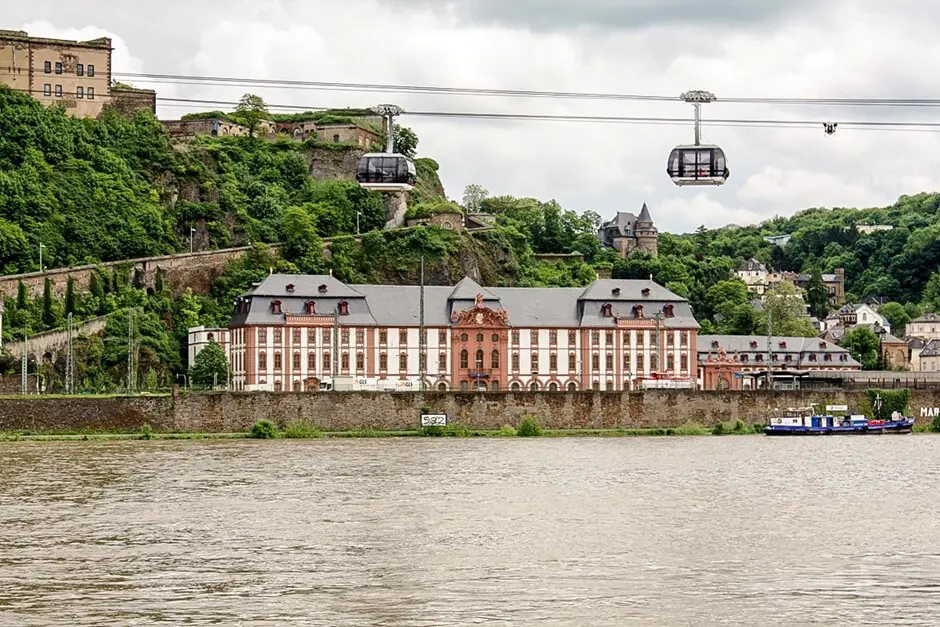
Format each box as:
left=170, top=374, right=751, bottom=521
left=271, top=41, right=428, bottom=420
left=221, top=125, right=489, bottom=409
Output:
left=596, top=202, right=659, bottom=258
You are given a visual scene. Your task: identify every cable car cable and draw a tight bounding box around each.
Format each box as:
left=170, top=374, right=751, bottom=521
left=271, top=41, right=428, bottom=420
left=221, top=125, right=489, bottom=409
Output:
left=153, top=96, right=940, bottom=132
left=114, top=71, right=940, bottom=108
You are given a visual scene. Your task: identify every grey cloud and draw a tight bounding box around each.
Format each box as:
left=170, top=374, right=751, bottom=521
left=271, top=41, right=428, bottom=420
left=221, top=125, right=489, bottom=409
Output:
left=383, top=0, right=819, bottom=30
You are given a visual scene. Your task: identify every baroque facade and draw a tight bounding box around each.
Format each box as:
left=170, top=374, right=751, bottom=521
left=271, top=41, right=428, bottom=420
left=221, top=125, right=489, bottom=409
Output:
left=597, top=203, right=658, bottom=257
left=189, top=274, right=700, bottom=392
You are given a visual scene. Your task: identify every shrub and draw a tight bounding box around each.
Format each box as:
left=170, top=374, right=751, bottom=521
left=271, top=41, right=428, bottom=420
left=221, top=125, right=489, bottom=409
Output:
left=138, top=423, right=154, bottom=440
left=711, top=422, right=726, bottom=435
left=281, top=418, right=323, bottom=439
left=499, top=424, right=517, bottom=436
left=732, top=419, right=747, bottom=434
left=931, top=415, right=940, bottom=433
left=517, top=415, right=541, bottom=437
left=250, top=419, right=278, bottom=439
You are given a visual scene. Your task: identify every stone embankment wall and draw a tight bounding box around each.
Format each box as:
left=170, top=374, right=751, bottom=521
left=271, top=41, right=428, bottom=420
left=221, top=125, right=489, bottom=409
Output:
left=0, top=245, right=282, bottom=300
left=2, top=389, right=939, bottom=433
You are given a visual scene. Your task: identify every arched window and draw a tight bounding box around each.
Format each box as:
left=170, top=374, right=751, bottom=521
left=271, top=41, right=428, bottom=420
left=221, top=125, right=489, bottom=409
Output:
left=491, top=350, right=500, bottom=368
left=475, top=350, right=484, bottom=369
left=511, top=382, right=522, bottom=391
left=529, top=381, right=539, bottom=391
left=663, top=304, right=675, bottom=317
left=632, top=305, right=644, bottom=319
left=305, top=300, right=316, bottom=314
left=271, top=300, right=282, bottom=314
left=460, top=333, right=468, bottom=342
left=548, top=382, right=558, bottom=391
left=338, top=301, right=349, bottom=316
left=567, top=382, right=577, bottom=392
left=601, top=303, right=613, bottom=317
left=437, top=382, right=448, bottom=391
left=460, top=349, right=469, bottom=369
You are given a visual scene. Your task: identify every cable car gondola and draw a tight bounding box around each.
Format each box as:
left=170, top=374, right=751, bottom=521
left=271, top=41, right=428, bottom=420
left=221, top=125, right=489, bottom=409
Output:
left=356, top=153, right=416, bottom=191
left=667, top=144, right=729, bottom=186
left=666, top=90, right=729, bottom=187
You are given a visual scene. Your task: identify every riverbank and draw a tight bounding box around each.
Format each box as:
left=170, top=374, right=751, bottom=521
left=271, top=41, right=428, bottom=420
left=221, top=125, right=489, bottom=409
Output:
left=0, top=418, right=760, bottom=441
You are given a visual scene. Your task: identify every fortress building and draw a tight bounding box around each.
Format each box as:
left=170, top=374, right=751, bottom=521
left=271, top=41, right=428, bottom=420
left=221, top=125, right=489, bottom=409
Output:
left=597, top=203, right=658, bottom=257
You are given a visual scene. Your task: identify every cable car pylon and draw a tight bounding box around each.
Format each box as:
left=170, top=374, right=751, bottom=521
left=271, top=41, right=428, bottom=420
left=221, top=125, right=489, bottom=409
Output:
left=666, top=90, right=730, bottom=186
left=356, top=103, right=417, bottom=193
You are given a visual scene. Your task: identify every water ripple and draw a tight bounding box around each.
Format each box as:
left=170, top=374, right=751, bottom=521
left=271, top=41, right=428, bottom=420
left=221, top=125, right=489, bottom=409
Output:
left=1, top=436, right=939, bottom=625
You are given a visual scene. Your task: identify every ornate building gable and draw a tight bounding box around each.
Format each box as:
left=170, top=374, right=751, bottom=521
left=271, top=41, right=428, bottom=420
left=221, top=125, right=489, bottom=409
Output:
left=450, top=292, right=510, bottom=327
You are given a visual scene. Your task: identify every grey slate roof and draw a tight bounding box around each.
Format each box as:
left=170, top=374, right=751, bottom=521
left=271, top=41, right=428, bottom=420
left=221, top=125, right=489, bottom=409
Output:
left=230, top=274, right=700, bottom=329
left=636, top=202, right=653, bottom=224
left=911, top=312, right=940, bottom=323
left=698, top=334, right=861, bottom=368
left=920, top=339, right=940, bottom=358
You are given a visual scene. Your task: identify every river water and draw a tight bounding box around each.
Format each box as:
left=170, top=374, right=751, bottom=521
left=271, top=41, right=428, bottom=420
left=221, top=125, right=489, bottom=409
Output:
left=1, top=436, right=939, bottom=626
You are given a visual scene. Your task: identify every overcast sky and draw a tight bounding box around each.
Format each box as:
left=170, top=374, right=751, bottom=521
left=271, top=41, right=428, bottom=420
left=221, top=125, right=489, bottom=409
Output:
left=8, top=0, right=940, bottom=233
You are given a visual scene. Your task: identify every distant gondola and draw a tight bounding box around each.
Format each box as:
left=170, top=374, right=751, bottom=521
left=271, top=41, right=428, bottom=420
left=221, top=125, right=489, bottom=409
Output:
left=356, top=153, right=416, bottom=191
left=666, top=144, right=730, bottom=186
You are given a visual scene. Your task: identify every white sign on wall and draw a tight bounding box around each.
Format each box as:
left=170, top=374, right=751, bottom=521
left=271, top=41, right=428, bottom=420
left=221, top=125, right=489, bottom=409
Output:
left=420, top=413, right=448, bottom=427
left=920, top=407, right=940, bottom=417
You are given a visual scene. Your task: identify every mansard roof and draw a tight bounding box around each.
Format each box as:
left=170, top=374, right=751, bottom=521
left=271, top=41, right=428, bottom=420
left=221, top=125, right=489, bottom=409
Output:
left=229, top=275, right=699, bottom=329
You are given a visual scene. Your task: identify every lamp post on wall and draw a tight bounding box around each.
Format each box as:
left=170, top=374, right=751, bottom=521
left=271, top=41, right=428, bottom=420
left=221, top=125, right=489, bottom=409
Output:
left=356, top=212, right=362, bottom=235
left=38, top=242, right=45, bottom=272
left=190, top=228, right=196, bottom=254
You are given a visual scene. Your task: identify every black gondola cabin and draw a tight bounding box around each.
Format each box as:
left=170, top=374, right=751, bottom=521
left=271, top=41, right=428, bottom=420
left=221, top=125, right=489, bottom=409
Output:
left=666, top=145, right=729, bottom=186
left=356, top=153, right=417, bottom=191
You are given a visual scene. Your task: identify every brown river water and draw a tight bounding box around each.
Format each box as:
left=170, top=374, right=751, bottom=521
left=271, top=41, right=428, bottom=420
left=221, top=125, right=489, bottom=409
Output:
left=1, top=436, right=939, bottom=626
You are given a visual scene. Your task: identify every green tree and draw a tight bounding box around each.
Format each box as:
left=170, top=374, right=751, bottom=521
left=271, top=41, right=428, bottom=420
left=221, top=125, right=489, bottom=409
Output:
left=462, top=184, right=489, bottom=212
left=393, top=124, right=418, bottom=158
left=877, top=302, right=910, bottom=337
left=760, top=282, right=817, bottom=337
left=64, top=275, right=77, bottom=316
left=282, top=206, right=324, bottom=273
left=841, top=326, right=882, bottom=370
left=41, top=277, right=55, bottom=329
left=16, top=280, right=27, bottom=311
left=805, top=268, right=830, bottom=319
left=233, top=93, right=270, bottom=138
left=190, top=340, right=230, bottom=387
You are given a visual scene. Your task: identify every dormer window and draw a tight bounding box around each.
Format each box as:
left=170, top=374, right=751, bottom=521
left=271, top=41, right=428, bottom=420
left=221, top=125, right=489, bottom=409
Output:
left=663, top=304, right=675, bottom=318
left=338, top=301, right=349, bottom=316
left=641, top=288, right=651, bottom=297
left=612, top=287, right=621, bottom=296
left=601, top=303, right=613, bottom=317
left=318, top=284, right=328, bottom=293
left=819, top=341, right=828, bottom=349
left=711, top=340, right=720, bottom=349
left=750, top=341, right=758, bottom=349
left=286, top=283, right=295, bottom=293
left=840, top=354, right=848, bottom=361
left=778, top=341, right=787, bottom=349
left=305, top=300, right=316, bottom=315
left=271, top=300, right=282, bottom=314
left=824, top=353, right=833, bottom=361
left=632, top=305, right=644, bottom=319
left=756, top=354, right=764, bottom=361
left=809, top=354, right=817, bottom=361
left=741, top=354, right=749, bottom=362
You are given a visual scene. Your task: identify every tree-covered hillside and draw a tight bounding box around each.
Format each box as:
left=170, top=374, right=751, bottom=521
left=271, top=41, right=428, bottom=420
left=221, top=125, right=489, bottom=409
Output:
left=3, top=81, right=940, bottom=389
left=0, top=85, right=443, bottom=271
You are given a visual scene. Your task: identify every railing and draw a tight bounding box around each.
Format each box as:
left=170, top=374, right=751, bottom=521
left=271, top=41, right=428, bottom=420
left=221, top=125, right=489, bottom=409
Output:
left=468, top=369, right=492, bottom=379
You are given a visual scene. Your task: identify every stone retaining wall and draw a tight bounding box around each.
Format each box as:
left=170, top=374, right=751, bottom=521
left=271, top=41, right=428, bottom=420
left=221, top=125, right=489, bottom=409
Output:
left=0, top=388, right=937, bottom=434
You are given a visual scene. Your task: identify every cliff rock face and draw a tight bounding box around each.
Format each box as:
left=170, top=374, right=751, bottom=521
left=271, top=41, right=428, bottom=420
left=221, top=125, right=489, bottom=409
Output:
left=304, top=146, right=364, bottom=181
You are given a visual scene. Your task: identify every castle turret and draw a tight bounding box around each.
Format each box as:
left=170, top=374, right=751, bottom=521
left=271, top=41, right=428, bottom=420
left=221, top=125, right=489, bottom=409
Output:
left=634, top=202, right=659, bottom=256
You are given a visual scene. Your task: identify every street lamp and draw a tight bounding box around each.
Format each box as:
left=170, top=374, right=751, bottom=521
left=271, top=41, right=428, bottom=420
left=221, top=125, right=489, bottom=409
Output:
left=356, top=212, right=362, bottom=235
left=190, top=227, right=196, bottom=253
left=176, top=373, right=188, bottom=390
left=38, top=242, right=45, bottom=272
